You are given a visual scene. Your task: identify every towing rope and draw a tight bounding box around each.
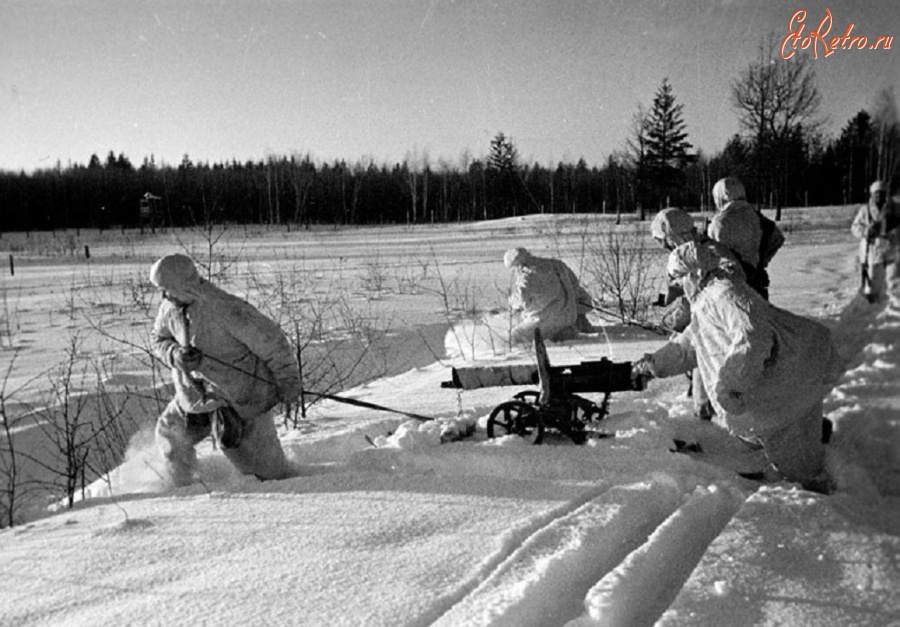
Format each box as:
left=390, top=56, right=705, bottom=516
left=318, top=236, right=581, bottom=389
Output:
left=199, top=352, right=438, bottom=422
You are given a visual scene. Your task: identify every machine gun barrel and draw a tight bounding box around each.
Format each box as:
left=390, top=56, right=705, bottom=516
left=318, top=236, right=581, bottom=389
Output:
left=441, top=357, right=638, bottom=394
left=442, top=329, right=641, bottom=445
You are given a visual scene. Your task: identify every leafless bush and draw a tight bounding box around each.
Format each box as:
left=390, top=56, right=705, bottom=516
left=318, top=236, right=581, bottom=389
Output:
left=82, top=362, right=145, bottom=489
left=26, top=332, right=146, bottom=510
left=360, top=253, right=389, bottom=295
left=60, top=274, right=80, bottom=321
left=427, top=247, right=511, bottom=359
left=122, top=271, right=156, bottom=317
left=391, top=249, right=433, bottom=295
left=427, top=252, right=484, bottom=320
left=583, top=223, right=660, bottom=320
left=0, top=286, right=22, bottom=349
left=0, top=351, right=43, bottom=528
left=171, top=201, right=246, bottom=282
left=32, top=333, right=93, bottom=507
left=243, top=262, right=394, bottom=428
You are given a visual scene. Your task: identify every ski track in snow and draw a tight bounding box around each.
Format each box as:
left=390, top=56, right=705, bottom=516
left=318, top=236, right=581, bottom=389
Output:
left=430, top=475, right=745, bottom=627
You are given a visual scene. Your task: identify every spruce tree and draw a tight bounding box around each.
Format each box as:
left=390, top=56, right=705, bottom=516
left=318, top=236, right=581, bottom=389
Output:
left=645, top=78, right=693, bottom=207
left=487, top=132, right=519, bottom=172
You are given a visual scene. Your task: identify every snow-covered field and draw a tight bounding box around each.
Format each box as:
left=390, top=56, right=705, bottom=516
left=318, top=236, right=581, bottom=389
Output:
left=2, top=208, right=899, bottom=626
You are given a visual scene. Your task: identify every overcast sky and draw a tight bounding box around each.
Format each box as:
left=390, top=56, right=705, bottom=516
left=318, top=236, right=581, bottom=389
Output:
left=1, top=0, right=898, bottom=172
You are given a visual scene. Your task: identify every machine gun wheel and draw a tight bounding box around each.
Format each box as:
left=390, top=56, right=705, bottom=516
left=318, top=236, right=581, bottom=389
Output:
left=487, top=400, right=545, bottom=444
left=512, top=390, right=540, bottom=404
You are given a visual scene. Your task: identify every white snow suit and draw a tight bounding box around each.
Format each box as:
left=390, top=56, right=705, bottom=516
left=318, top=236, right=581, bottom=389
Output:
left=650, top=216, right=746, bottom=419
left=507, top=250, right=592, bottom=342
left=707, top=200, right=784, bottom=299
left=150, top=255, right=301, bottom=486
left=851, top=196, right=900, bottom=301
left=647, top=273, right=842, bottom=488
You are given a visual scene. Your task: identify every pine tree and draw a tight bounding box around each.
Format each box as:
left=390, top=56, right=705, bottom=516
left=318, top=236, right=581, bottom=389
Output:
left=486, top=132, right=520, bottom=217
left=487, top=132, right=519, bottom=172
left=645, top=78, right=693, bottom=207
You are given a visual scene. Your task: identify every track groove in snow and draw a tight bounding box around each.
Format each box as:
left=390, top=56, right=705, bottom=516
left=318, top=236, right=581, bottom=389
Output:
left=570, top=483, right=744, bottom=626
left=657, top=487, right=900, bottom=626
left=409, top=482, right=617, bottom=627
left=430, top=474, right=734, bottom=627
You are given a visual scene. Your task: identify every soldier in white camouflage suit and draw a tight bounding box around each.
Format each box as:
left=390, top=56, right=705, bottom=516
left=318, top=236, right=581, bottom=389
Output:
left=504, top=247, right=593, bottom=344
left=650, top=208, right=744, bottom=420
left=707, top=177, right=785, bottom=300
left=633, top=242, right=842, bottom=493
left=150, top=254, right=301, bottom=486
left=851, top=180, right=900, bottom=303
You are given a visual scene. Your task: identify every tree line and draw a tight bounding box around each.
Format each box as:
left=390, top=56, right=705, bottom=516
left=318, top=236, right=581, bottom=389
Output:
left=1, top=39, right=897, bottom=233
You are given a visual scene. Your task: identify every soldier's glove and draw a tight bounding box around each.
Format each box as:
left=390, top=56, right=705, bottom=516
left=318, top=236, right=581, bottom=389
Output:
left=631, top=354, right=655, bottom=390
left=660, top=297, right=691, bottom=334
left=174, top=346, right=203, bottom=372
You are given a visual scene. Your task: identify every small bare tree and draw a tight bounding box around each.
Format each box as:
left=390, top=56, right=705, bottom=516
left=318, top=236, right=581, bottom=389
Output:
left=584, top=223, right=659, bottom=321
left=731, top=34, right=822, bottom=217
left=0, top=286, right=22, bottom=348
left=0, top=351, right=44, bottom=528
left=242, top=261, right=393, bottom=428
left=32, top=332, right=142, bottom=509
left=172, top=197, right=245, bottom=282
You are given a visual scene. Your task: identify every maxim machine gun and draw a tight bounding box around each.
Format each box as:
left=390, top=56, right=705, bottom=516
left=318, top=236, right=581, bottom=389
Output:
left=441, top=329, right=644, bottom=444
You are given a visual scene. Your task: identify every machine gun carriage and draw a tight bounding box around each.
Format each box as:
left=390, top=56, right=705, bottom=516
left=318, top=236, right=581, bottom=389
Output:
left=441, top=329, right=643, bottom=444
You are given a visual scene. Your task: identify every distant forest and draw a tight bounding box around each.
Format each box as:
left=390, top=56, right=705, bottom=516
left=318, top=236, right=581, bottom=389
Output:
left=2, top=48, right=898, bottom=232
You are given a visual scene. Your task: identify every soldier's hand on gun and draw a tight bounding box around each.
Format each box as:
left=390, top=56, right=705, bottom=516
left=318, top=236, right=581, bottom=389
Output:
left=174, top=346, right=203, bottom=372
left=866, top=223, right=881, bottom=239
left=631, top=354, right=655, bottom=389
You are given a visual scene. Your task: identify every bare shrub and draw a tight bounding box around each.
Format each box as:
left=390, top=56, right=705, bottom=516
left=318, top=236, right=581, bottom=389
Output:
left=243, top=261, right=394, bottom=428
left=171, top=201, right=246, bottom=282
left=360, top=253, right=389, bottom=295
left=583, top=223, right=660, bottom=320
left=31, top=333, right=94, bottom=507
left=427, top=247, right=511, bottom=359
left=0, top=351, right=44, bottom=528
left=0, top=286, right=22, bottom=349
left=25, top=332, right=148, bottom=510
left=122, top=271, right=156, bottom=317
left=81, top=363, right=145, bottom=490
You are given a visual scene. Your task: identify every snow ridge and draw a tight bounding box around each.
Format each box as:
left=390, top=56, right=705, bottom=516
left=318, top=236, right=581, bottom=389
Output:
left=432, top=475, right=745, bottom=627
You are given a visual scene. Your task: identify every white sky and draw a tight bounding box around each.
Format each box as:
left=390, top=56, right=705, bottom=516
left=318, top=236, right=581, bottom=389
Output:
left=1, top=0, right=899, bottom=171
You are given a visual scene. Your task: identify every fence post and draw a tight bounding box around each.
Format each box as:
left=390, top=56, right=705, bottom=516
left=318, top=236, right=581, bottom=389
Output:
left=8, top=254, right=13, bottom=276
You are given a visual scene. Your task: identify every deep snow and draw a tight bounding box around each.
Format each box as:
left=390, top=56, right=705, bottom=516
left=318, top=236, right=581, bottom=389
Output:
left=1, top=210, right=899, bottom=626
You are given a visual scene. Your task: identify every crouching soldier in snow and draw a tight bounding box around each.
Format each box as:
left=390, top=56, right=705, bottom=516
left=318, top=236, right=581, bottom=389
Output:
left=650, top=208, right=745, bottom=332
left=149, top=254, right=301, bottom=486
left=851, top=180, right=900, bottom=303
left=650, top=208, right=745, bottom=420
left=632, top=242, right=842, bottom=493
left=707, top=176, right=784, bottom=300
left=504, top=247, right=593, bottom=344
